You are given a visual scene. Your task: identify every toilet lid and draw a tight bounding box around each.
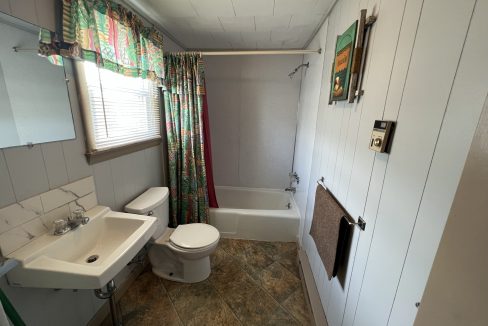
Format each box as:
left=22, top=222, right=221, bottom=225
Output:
left=169, top=223, right=220, bottom=249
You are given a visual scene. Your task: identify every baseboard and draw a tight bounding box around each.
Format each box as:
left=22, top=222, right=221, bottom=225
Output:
left=87, top=262, right=146, bottom=326
left=298, top=249, right=328, bottom=326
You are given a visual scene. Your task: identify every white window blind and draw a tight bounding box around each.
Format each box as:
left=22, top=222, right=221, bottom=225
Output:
left=81, top=61, right=161, bottom=151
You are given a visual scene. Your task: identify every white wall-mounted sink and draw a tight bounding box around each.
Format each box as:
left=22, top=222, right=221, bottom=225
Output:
left=6, top=206, right=156, bottom=289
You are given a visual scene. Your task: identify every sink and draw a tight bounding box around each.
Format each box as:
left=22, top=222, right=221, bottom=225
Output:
left=6, top=206, right=156, bottom=289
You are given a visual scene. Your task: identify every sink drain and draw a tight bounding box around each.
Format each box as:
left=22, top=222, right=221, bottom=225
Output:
left=86, top=255, right=99, bottom=263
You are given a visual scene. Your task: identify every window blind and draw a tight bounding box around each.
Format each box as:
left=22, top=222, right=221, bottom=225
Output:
left=81, top=61, right=161, bottom=151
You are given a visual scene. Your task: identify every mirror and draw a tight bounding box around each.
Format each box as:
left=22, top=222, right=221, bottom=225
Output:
left=0, top=12, right=75, bottom=149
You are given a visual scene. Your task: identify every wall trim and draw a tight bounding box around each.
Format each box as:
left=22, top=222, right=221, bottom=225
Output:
left=298, top=248, right=328, bottom=326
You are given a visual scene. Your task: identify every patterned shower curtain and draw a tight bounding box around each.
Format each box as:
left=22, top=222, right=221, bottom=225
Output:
left=163, top=54, right=212, bottom=226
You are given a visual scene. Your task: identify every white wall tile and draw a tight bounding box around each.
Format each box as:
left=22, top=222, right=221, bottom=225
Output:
left=61, top=62, right=92, bottom=182
left=205, top=55, right=302, bottom=189
left=41, top=142, right=69, bottom=189
left=68, top=192, right=97, bottom=214
left=205, top=57, right=242, bottom=186
left=0, top=227, right=31, bottom=255
left=40, top=204, right=70, bottom=230
left=40, top=188, right=77, bottom=213
left=92, top=161, right=115, bottom=209
left=3, top=145, right=50, bottom=201
left=0, top=151, right=15, bottom=208
left=61, top=176, right=95, bottom=198
left=62, top=138, right=91, bottom=182
left=0, top=196, right=42, bottom=233
left=110, top=154, right=137, bottom=211
left=21, top=218, right=47, bottom=238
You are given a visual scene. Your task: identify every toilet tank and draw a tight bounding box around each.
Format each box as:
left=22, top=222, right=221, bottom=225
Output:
left=125, top=187, right=170, bottom=240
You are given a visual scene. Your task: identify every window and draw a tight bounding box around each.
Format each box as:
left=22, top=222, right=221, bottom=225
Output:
left=76, top=61, right=161, bottom=163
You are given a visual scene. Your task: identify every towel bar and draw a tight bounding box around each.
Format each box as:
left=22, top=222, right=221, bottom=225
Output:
left=316, top=177, right=366, bottom=231
left=343, top=215, right=366, bottom=231
left=317, top=177, right=327, bottom=189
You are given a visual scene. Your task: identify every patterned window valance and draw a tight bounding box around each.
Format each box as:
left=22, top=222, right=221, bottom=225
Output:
left=39, top=0, right=164, bottom=80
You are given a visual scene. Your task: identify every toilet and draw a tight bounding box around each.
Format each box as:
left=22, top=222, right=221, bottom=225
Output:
left=124, top=187, right=220, bottom=283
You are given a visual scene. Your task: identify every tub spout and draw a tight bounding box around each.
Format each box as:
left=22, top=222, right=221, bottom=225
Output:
left=285, top=187, right=296, bottom=194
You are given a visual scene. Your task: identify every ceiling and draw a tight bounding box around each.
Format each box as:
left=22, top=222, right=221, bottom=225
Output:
left=124, top=0, right=335, bottom=50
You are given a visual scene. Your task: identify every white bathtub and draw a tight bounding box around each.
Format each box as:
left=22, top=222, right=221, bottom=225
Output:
left=209, top=186, right=300, bottom=242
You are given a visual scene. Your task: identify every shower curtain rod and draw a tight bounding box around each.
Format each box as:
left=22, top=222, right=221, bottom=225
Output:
left=13, top=47, right=322, bottom=56
left=173, top=49, right=322, bottom=56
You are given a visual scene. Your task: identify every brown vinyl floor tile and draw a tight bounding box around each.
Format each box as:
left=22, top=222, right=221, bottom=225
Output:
left=102, top=239, right=312, bottom=325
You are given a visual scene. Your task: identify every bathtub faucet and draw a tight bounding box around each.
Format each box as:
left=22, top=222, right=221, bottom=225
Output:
left=285, top=187, right=296, bottom=194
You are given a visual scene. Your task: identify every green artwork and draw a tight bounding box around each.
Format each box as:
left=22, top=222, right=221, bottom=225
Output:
left=330, top=21, right=358, bottom=102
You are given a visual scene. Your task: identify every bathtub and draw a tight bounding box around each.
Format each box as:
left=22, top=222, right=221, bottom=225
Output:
left=209, top=186, right=300, bottom=242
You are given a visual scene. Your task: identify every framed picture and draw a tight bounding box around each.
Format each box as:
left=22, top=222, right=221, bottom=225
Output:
left=330, top=21, right=358, bottom=102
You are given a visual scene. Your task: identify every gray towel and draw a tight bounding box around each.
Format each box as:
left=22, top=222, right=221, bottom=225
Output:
left=310, top=185, right=351, bottom=280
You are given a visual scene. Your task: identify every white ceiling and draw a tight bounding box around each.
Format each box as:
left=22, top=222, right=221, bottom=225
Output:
left=124, top=0, right=335, bottom=50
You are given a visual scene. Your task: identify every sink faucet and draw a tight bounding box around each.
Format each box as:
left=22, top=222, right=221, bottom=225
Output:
left=285, top=187, right=296, bottom=194
left=53, top=209, right=90, bottom=235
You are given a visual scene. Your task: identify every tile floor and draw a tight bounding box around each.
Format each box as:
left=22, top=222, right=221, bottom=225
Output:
left=106, top=238, right=312, bottom=325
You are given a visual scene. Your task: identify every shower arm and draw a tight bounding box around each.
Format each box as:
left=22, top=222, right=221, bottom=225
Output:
left=288, top=62, right=310, bottom=79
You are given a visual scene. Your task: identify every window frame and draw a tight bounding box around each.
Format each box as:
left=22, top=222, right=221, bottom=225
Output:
left=73, top=60, right=162, bottom=164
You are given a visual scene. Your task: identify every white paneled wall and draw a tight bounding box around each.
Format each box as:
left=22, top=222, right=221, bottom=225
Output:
left=294, top=21, right=328, bottom=241
left=295, top=0, right=487, bottom=325
left=0, top=61, right=164, bottom=212
left=205, top=55, right=302, bottom=189
left=0, top=2, right=179, bottom=325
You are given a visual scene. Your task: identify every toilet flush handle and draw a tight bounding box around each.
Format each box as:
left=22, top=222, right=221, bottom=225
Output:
left=147, top=211, right=154, bottom=216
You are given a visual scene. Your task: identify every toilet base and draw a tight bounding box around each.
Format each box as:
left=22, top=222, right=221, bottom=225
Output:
left=152, top=256, right=211, bottom=283
left=148, top=244, right=213, bottom=283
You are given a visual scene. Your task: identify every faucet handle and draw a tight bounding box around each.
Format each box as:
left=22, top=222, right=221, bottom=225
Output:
left=71, top=208, right=85, bottom=219
left=72, top=208, right=89, bottom=225
left=53, top=219, right=70, bottom=235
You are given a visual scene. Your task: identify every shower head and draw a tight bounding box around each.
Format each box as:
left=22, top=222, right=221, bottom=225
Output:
left=288, top=62, right=310, bottom=79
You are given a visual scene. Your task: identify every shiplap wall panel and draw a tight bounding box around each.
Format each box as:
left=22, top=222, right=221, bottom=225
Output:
left=294, top=21, right=328, bottom=242
left=342, top=0, right=424, bottom=324
left=353, top=0, right=476, bottom=325
left=297, top=0, right=485, bottom=325
left=35, top=0, right=55, bottom=31
left=389, top=1, right=488, bottom=323
left=92, top=160, right=116, bottom=209
left=0, top=151, right=15, bottom=207
left=324, top=0, right=382, bottom=322
left=40, top=142, right=69, bottom=189
left=3, top=145, right=50, bottom=201
left=9, top=0, right=38, bottom=25
left=0, top=0, right=10, bottom=13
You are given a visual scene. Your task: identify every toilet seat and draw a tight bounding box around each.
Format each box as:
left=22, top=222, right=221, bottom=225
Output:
left=169, top=223, right=220, bottom=250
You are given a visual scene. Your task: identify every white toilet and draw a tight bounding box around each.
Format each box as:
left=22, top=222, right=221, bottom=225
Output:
left=124, top=187, right=220, bottom=283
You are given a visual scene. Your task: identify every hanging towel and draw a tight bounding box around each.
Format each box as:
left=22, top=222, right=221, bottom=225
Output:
left=310, top=184, right=352, bottom=280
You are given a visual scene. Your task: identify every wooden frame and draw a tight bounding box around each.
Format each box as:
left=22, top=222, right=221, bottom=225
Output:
left=348, top=10, right=377, bottom=103
left=73, top=60, right=162, bottom=165
left=330, top=21, right=358, bottom=102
